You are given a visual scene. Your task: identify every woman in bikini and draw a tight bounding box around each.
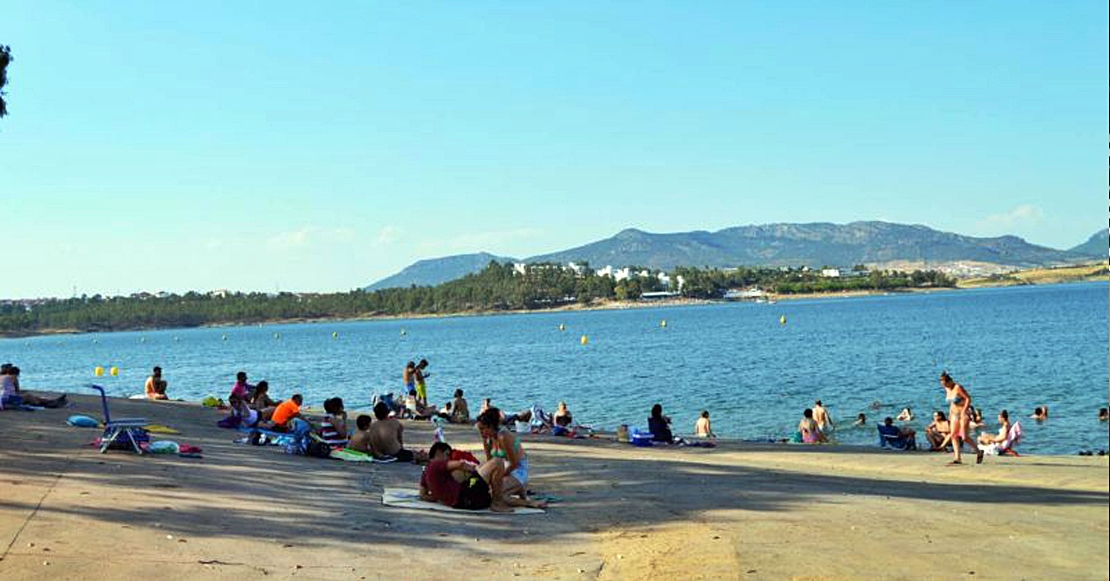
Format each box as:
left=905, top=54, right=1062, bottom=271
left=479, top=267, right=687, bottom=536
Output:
left=477, top=407, right=543, bottom=508
left=940, top=371, right=983, bottom=465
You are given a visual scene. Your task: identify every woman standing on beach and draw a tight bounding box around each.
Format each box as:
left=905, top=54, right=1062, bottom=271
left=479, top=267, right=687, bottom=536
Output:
left=939, top=371, right=983, bottom=465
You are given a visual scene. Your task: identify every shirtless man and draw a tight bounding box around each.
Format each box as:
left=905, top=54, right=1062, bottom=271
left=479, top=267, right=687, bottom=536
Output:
left=370, top=401, right=414, bottom=462
left=813, top=400, right=834, bottom=434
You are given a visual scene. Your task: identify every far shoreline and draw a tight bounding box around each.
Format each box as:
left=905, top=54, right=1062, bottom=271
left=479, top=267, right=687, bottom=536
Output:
left=2, top=277, right=1105, bottom=340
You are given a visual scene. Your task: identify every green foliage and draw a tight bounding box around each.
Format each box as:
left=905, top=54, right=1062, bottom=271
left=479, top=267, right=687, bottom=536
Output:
left=0, top=263, right=954, bottom=335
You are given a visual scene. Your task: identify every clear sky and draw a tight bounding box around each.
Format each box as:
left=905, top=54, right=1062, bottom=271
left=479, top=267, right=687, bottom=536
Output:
left=2, top=1, right=1106, bottom=298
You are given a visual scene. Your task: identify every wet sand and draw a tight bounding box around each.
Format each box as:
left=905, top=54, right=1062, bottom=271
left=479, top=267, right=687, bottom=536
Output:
left=1, top=395, right=1107, bottom=580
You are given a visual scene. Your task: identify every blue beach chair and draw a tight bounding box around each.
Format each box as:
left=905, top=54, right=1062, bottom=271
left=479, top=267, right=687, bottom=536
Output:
left=878, top=425, right=916, bottom=451
left=87, top=384, right=148, bottom=454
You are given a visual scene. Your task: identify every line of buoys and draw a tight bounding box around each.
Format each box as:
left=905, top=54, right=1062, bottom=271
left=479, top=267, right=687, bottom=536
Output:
left=580, top=335, right=589, bottom=345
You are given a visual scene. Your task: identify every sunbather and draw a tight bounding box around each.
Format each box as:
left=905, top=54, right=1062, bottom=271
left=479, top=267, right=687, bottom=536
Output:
left=371, top=402, right=415, bottom=462
left=144, top=366, right=168, bottom=400
left=478, top=407, right=536, bottom=503
left=978, top=410, right=1012, bottom=446
left=1, top=365, right=67, bottom=409
left=348, top=414, right=374, bottom=454
left=248, top=381, right=279, bottom=420
left=269, top=394, right=304, bottom=431
left=219, top=393, right=259, bottom=428
left=319, top=397, right=349, bottom=445
left=926, top=411, right=951, bottom=451
left=450, top=389, right=470, bottom=424
left=553, top=402, right=577, bottom=436
left=695, top=410, right=716, bottom=438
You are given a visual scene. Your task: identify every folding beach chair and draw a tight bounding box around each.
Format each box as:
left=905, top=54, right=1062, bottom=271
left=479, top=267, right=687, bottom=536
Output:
left=87, top=384, right=148, bottom=454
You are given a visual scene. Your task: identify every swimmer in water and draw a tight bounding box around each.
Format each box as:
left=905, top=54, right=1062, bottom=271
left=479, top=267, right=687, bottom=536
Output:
left=1031, top=406, right=1049, bottom=422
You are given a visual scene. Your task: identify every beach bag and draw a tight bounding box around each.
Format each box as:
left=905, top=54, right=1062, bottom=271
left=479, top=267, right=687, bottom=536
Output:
left=108, top=428, right=150, bottom=450
left=305, top=440, right=332, bottom=458
left=629, top=428, right=654, bottom=447
left=201, top=396, right=222, bottom=407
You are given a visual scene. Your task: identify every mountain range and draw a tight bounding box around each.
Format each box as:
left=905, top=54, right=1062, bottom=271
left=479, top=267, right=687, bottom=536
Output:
left=366, top=222, right=1106, bottom=290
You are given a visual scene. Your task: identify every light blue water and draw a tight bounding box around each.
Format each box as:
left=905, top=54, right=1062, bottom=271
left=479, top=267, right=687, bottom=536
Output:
left=3, top=283, right=1107, bottom=455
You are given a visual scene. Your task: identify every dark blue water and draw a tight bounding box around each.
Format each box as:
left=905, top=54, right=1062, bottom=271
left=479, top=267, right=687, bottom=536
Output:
left=3, top=283, right=1107, bottom=454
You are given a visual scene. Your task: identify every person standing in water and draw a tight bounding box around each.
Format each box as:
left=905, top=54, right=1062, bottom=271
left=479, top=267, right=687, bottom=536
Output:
left=813, top=400, right=834, bottom=435
left=940, top=371, right=983, bottom=465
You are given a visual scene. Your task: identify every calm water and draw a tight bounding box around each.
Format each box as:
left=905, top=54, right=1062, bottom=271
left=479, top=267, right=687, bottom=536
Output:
left=3, top=283, right=1107, bottom=455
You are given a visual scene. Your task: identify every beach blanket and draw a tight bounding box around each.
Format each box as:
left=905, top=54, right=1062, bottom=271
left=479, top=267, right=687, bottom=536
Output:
left=144, top=424, right=180, bottom=434
left=381, top=488, right=545, bottom=515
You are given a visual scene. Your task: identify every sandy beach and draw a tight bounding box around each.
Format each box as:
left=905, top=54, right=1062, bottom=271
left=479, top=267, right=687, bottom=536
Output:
left=1, top=394, right=1107, bottom=580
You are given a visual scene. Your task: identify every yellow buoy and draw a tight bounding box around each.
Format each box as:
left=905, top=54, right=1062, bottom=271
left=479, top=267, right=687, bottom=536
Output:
left=580, top=335, right=589, bottom=345
left=109, top=366, right=119, bottom=377
left=780, top=315, right=787, bottom=325
left=660, top=319, right=667, bottom=328
left=94, top=366, right=104, bottom=377
left=332, top=331, right=339, bottom=339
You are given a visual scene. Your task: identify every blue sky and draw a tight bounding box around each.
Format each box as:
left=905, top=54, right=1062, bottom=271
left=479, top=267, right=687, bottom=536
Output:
left=2, top=1, right=1106, bottom=297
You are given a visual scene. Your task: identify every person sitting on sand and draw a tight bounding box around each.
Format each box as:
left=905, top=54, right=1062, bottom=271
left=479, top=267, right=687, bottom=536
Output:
left=477, top=407, right=538, bottom=504
left=968, top=406, right=985, bottom=429
left=925, top=411, right=951, bottom=451
left=420, top=442, right=543, bottom=512
left=348, top=415, right=374, bottom=454
left=451, top=389, right=470, bottom=424
left=144, top=366, right=168, bottom=400
left=695, top=410, right=716, bottom=438
left=248, top=381, right=279, bottom=421
left=853, top=413, right=867, bottom=427
left=1100, top=408, right=1109, bottom=422
left=269, top=394, right=304, bottom=432
left=319, top=397, right=349, bottom=446
left=370, top=401, right=415, bottom=462
left=219, top=393, right=259, bottom=428
left=1, top=365, right=67, bottom=409
left=230, top=371, right=253, bottom=401
left=798, top=409, right=827, bottom=444
left=978, top=410, right=1012, bottom=446
left=897, top=407, right=914, bottom=421
left=553, top=402, right=577, bottom=436
left=878, top=417, right=917, bottom=449
left=648, top=403, right=680, bottom=444
left=813, top=400, right=834, bottom=435
left=1031, top=406, right=1049, bottom=422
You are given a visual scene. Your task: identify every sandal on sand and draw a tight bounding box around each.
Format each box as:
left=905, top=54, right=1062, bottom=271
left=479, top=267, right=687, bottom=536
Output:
left=976, top=450, right=984, bottom=464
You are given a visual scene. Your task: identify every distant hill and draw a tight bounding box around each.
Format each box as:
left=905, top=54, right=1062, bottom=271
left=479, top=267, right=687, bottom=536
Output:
left=365, top=252, right=515, bottom=290
left=529, top=222, right=1083, bottom=270
left=1068, top=230, right=1109, bottom=258
left=366, top=222, right=1087, bottom=289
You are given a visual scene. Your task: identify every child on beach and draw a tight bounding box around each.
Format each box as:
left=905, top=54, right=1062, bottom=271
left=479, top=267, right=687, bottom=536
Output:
left=230, top=371, right=253, bottom=401
left=348, top=415, right=374, bottom=454
left=319, top=397, right=349, bottom=446
left=695, top=410, right=716, bottom=438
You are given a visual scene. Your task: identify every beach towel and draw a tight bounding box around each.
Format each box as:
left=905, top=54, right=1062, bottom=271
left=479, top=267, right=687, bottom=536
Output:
left=330, top=448, right=397, bottom=463
left=381, top=488, right=545, bottom=515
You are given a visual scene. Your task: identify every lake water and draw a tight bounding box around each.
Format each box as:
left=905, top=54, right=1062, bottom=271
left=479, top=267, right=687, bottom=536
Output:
left=3, top=283, right=1107, bottom=455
